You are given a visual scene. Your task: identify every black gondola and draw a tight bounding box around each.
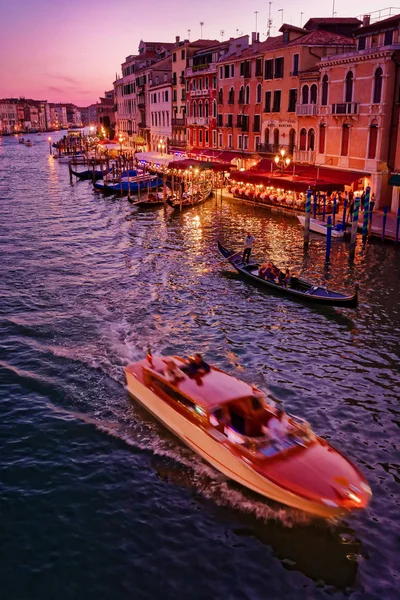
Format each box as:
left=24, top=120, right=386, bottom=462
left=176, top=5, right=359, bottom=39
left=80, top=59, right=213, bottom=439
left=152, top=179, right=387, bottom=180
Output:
left=217, top=241, right=358, bottom=308
left=70, top=168, right=109, bottom=181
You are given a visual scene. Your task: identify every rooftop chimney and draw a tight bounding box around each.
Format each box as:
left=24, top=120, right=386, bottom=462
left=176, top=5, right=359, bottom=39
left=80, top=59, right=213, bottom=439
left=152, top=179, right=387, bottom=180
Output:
left=251, top=31, right=260, bottom=44
left=175, top=35, right=180, bottom=45
left=362, top=15, right=370, bottom=27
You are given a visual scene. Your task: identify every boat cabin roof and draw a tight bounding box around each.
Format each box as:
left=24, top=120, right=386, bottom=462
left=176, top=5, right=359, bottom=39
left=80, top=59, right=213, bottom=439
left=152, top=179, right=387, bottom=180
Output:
left=138, top=356, right=260, bottom=410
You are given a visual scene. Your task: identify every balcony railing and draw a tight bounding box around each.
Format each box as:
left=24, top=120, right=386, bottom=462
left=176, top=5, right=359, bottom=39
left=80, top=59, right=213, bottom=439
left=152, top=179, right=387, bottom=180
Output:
left=172, top=118, right=186, bottom=126
left=186, top=64, right=216, bottom=76
left=186, top=116, right=209, bottom=126
left=332, top=102, right=358, bottom=115
left=293, top=149, right=315, bottom=163
left=296, top=104, right=317, bottom=116
left=190, top=89, right=209, bottom=97
left=256, top=143, right=293, bottom=155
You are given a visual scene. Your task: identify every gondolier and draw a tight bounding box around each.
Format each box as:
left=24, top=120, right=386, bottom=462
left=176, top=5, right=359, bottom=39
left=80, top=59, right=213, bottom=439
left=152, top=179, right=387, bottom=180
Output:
left=243, top=232, right=255, bottom=263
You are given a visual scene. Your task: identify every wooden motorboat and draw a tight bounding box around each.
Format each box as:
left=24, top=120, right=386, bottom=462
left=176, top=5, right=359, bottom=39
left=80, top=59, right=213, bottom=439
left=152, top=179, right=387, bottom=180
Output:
left=217, top=241, right=358, bottom=308
left=25, top=140, right=33, bottom=147
left=124, top=354, right=372, bottom=518
left=297, top=216, right=345, bottom=238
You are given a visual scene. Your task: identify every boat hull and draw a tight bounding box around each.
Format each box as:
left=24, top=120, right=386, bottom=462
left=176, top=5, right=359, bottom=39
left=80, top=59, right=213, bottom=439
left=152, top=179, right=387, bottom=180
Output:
left=124, top=369, right=348, bottom=518
left=217, top=241, right=358, bottom=308
left=297, top=216, right=344, bottom=238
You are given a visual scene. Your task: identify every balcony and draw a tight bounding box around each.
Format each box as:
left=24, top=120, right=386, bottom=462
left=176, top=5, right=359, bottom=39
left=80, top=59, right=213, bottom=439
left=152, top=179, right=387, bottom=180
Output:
left=256, top=143, right=292, bottom=155
left=172, top=118, right=186, bottom=126
left=186, top=64, right=216, bottom=76
left=138, top=121, right=147, bottom=128
left=293, top=150, right=315, bottom=164
left=186, top=117, right=209, bottom=126
left=331, top=102, right=358, bottom=115
left=190, top=89, right=209, bottom=97
left=296, top=104, right=317, bottom=116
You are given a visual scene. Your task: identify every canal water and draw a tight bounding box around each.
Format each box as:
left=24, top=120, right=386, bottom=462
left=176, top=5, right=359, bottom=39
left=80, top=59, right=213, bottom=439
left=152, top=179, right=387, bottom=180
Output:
left=0, top=133, right=399, bottom=600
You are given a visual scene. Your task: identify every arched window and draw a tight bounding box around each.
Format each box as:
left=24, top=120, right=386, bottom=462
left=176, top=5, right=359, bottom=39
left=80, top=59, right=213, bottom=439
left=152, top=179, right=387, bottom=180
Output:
left=319, top=124, right=326, bottom=154
left=212, top=99, right=217, bottom=118
left=308, top=128, right=315, bottom=151
left=310, top=84, right=317, bottom=104
left=273, top=128, right=279, bottom=146
left=299, top=128, right=307, bottom=151
left=341, top=124, right=350, bottom=156
left=187, top=101, right=190, bottom=117
left=198, top=101, right=203, bottom=117
left=256, top=83, right=262, bottom=103
left=239, top=86, right=244, bottom=104
left=204, top=101, right=209, bottom=117
left=289, top=128, right=296, bottom=152
left=228, top=87, right=234, bottom=104
left=302, top=85, right=309, bottom=104
left=245, top=85, right=250, bottom=104
left=368, top=120, right=378, bottom=159
left=373, top=68, right=383, bottom=104
left=264, top=128, right=270, bottom=145
left=321, top=75, right=329, bottom=106
left=218, top=88, right=223, bottom=104
left=193, top=101, right=197, bottom=118
left=345, top=71, right=353, bottom=103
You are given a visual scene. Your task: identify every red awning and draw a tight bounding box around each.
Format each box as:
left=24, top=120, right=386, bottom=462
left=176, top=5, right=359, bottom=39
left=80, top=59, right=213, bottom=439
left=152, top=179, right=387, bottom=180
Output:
left=292, top=165, right=369, bottom=185
left=230, top=170, right=344, bottom=193
left=167, top=158, right=231, bottom=171
left=188, top=148, right=246, bottom=163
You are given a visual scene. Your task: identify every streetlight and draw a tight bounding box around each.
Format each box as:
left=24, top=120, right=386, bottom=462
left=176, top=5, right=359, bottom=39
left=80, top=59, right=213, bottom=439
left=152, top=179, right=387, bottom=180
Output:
left=158, top=138, right=165, bottom=155
left=48, top=136, right=52, bottom=155
left=119, top=135, right=123, bottom=153
left=274, top=148, right=291, bottom=175
left=89, top=125, right=95, bottom=137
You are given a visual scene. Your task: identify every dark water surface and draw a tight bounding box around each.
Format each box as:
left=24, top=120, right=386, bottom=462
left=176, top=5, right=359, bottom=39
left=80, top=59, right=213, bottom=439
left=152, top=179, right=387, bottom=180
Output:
left=1, top=133, right=399, bottom=600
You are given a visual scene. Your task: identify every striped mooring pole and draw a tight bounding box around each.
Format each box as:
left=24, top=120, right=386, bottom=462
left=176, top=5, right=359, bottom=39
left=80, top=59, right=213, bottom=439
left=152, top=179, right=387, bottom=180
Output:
left=325, top=216, right=332, bottom=263
left=350, top=197, right=361, bottom=249
left=362, top=186, right=371, bottom=242
left=396, top=207, right=400, bottom=245
left=313, top=194, right=317, bottom=219
left=322, top=194, right=326, bottom=221
left=342, top=199, right=348, bottom=230
left=333, top=195, right=337, bottom=226
left=382, top=206, right=388, bottom=242
left=304, top=189, right=312, bottom=247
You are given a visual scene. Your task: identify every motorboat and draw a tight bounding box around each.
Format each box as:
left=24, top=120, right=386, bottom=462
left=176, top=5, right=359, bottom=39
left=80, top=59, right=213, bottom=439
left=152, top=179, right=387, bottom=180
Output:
left=124, top=355, right=372, bottom=518
left=297, top=215, right=345, bottom=238
left=25, top=139, right=33, bottom=147
left=18, top=137, right=25, bottom=144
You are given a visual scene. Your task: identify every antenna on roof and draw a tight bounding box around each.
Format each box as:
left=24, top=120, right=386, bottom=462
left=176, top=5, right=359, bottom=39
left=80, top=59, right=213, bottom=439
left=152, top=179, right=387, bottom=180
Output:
left=188, top=28, right=191, bottom=40
left=220, top=29, right=225, bottom=40
left=300, top=12, right=304, bottom=27
left=200, top=21, right=204, bottom=37
left=278, top=8, right=283, bottom=25
left=267, top=2, right=273, bottom=38
left=332, top=0, right=336, bottom=17
left=255, top=11, right=259, bottom=34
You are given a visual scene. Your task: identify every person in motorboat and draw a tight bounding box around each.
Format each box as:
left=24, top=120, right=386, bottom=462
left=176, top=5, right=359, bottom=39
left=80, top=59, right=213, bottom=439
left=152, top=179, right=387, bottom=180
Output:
left=182, top=353, right=211, bottom=375
left=163, top=359, right=186, bottom=382
left=263, top=409, right=293, bottom=443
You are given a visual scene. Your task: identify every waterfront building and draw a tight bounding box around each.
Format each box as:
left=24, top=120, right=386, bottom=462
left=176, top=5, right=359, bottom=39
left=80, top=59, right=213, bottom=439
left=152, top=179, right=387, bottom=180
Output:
left=185, top=36, right=249, bottom=153
left=49, top=104, right=68, bottom=129
left=0, top=101, right=17, bottom=133
left=148, top=61, right=172, bottom=151
left=96, top=90, right=115, bottom=138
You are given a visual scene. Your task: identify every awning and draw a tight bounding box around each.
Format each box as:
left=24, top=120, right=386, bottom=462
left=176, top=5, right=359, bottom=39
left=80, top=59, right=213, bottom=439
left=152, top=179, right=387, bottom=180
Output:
left=230, top=170, right=344, bottom=193
left=135, top=151, right=182, bottom=166
left=187, top=148, right=246, bottom=163
left=167, top=158, right=231, bottom=171
left=388, top=174, right=400, bottom=186
left=292, top=165, right=368, bottom=186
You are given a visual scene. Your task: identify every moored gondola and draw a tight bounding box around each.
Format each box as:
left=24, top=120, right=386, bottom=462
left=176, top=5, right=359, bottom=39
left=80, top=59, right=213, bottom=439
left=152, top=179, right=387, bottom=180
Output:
left=217, top=241, right=358, bottom=308
left=70, top=167, right=109, bottom=181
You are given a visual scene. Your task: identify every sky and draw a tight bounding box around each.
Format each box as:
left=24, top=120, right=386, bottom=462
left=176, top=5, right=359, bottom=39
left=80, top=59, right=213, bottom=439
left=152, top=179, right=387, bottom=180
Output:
left=0, top=0, right=389, bottom=106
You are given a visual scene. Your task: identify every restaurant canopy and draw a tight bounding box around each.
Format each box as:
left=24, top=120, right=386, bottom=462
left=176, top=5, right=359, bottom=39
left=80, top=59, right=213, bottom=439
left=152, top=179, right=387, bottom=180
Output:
left=187, top=148, right=249, bottom=163
left=167, top=158, right=231, bottom=171
left=135, top=151, right=183, bottom=166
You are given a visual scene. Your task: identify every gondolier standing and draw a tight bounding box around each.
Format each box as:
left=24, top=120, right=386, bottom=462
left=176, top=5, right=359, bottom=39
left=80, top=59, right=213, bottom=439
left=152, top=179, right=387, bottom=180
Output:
left=243, top=231, right=255, bottom=263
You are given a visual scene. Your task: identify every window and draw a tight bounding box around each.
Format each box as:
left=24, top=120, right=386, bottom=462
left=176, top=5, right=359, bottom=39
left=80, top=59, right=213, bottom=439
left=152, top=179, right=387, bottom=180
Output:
left=299, top=128, right=307, bottom=151
left=151, top=377, right=195, bottom=410
left=384, top=30, right=394, bottom=45
left=238, top=86, right=244, bottom=104
left=274, top=57, right=284, bottom=78
left=264, top=59, right=273, bottom=80
left=193, top=130, right=197, bottom=145
left=308, top=128, right=315, bottom=151
left=204, top=101, right=209, bottom=117
left=205, top=130, right=209, bottom=145
left=218, top=88, right=223, bottom=104
left=253, top=114, right=261, bottom=132
left=368, top=121, right=378, bottom=159
left=302, top=85, right=309, bottom=104
left=228, top=134, right=232, bottom=148
left=319, top=124, right=326, bottom=154
left=238, top=135, right=242, bottom=149
left=321, top=75, right=329, bottom=106
left=254, top=136, right=260, bottom=151
left=272, top=90, right=281, bottom=112
left=199, top=129, right=203, bottom=144
left=373, top=68, right=383, bottom=104
left=213, top=130, right=217, bottom=147
left=193, top=102, right=197, bottom=117
left=230, top=64, right=234, bottom=78
left=358, top=36, right=366, bottom=50
left=256, top=83, right=262, bottom=103
left=292, top=54, right=299, bottom=76
left=288, top=89, right=297, bottom=112
left=341, top=124, right=350, bottom=156
left=228, top=113, right=233, bottom=127
left=213, top=75, right=217, bottom=88
left=219, top=66, right=224, bottom=79
left=273, top=128, right=279, bottom=146
left=264, top=128, right=270, bottom=144
left=345, top=72, right=353, bottom=103
left=243, top=135, right=248, bottom=150
left=228, top=87, right=234, bottom=104
left=245, top=85, right=250, bottom=104
left=240, top=61, right=251, bottom=78
left=218, top=132, right=222, bottom=147
left=199, top=102, right=203, bottom=117
left=264, top=91, right=271, bottom=112
left=289, top=128, right=295, bottom=151
left=205, top=77, right=209, bottom=89
left=224, top=65, right=230, bottom=78
left=310, top=84, right=317, bottom=104
left=173, top=52, right=177, bottom=63
left=181, top=49, right=185, bottom=60
left=217, top=113, right=222, bottom=126
left=199, top=78, right=202, bottom=90
left=212, top=99, right=217, bottom=118
left=193, top=79, right=196, bottom=90
left=255, top=57, right=263, bottom=77
left=165, top=90, right=169, bottom=102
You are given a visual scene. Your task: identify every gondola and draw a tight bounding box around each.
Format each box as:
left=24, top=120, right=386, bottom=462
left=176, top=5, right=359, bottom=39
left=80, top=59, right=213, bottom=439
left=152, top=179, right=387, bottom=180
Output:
left=167, top=186, right=213, bottom=210
left=217, top=241, right=358, bottom=308
left=70, top=167, right=109, bottom=181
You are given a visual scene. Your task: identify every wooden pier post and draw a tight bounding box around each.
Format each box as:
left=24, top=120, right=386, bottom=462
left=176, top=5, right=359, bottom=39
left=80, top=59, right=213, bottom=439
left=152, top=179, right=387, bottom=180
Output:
left=396, top=207, right=400, bottom=245
left=349, top=197, right=360, bottom=259
left=322, top=194, right=326, bottom=221
left=332, top=194, right=337, bottom=226
left=325, top=216, right=332, bottom=263
left=313, top=193, right=317, bottom=219
left=382, top=206, right=388, bottom=242
left=303, top=189, right=312, bottom=248
left=342, top=199, right=348, bottom=230
left=362, top=186, right=370, bottom=243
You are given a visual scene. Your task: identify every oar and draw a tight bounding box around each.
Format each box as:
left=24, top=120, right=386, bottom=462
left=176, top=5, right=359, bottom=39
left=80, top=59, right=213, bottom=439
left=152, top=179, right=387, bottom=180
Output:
left=205, top=250, right=242, bottom=273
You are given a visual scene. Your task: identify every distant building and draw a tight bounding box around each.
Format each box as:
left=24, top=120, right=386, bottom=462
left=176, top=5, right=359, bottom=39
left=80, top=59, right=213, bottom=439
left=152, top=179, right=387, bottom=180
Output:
left=0, top=101, right=17, bottom=133
left=96, top=90, right=115, bottom=137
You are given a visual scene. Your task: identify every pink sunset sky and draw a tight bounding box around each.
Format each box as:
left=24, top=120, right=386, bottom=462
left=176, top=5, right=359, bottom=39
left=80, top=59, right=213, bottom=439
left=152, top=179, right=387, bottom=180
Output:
left=0, top=0, right=386, bottom=106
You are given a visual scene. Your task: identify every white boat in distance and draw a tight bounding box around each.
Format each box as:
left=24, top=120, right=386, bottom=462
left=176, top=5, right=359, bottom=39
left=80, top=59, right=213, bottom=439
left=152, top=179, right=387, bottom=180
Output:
left=297, top=215, right=345, bottom=238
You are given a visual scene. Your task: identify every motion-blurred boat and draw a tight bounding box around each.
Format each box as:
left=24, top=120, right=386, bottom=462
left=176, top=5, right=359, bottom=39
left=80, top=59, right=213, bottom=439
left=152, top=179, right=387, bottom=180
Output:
left=297, top=215, right=345, bottom=238
left=25, top=140, right=33, bottom=147
left=124, top=355, right=371, bottom=518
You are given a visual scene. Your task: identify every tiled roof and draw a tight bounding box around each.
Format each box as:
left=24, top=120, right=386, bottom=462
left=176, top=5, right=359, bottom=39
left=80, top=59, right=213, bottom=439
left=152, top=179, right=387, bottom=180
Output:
left=304, top=17, right=362, bottom=28
left=189, top=39, right=220, bottom=48
left=355, top=13, right=400, bottom=35
left=287, top=29, right=355, bottom=47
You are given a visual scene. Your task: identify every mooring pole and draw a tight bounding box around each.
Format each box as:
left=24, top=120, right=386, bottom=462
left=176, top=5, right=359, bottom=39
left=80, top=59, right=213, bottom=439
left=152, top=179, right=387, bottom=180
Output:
left=396, top=207, right=400, bottom=245
left=362, top=186, right=370, bottom=243
left=304, top=188, right=312, bottom=248
left=382, top=206, right=388, bottom=242
left=325, top=216, right=332, bottom=263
